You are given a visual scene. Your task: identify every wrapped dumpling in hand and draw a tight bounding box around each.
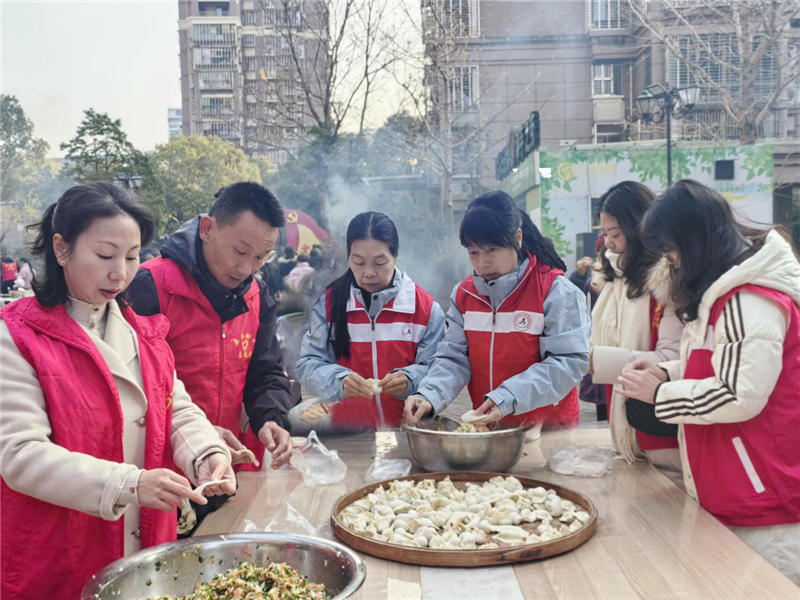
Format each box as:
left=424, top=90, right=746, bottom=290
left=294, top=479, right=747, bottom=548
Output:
left=366, top=378, right=383, bottom=395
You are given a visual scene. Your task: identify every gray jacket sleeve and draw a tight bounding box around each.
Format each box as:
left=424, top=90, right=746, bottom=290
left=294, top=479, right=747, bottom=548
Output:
left=295, top=295, right=351, bottom=401
left=396, top=301, right=447, bottom=398
left=416, top=285, right=473, bottom=414
left=487, top=276, right=591, bottom=417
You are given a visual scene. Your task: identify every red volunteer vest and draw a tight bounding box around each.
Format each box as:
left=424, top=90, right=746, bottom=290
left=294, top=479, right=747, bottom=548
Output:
left=1, top=260, right=18, bottom=282
left=0, top=297, right=178, bottom=600
left=142, top=257, right=263, bottom=472
left=455, top=255, right=579, bottom=429
left=681, top=285, right=800, bottom=527
left=605, top=298, right=679, bottom=452
left=326, top=276, right=435, bottom=430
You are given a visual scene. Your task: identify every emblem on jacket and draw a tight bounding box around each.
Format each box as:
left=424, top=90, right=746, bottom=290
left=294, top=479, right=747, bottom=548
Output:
left=233, top=332, right=254, bottom=359
left=401, top=324, right=413, bottom=340
left=513, top=312, right=532, bottom=331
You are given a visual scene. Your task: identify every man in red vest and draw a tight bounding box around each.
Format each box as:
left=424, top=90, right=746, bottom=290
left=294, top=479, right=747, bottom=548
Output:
left=127, top=183, right=294, bottom=528
left=1, top=254, right=19, bottom=295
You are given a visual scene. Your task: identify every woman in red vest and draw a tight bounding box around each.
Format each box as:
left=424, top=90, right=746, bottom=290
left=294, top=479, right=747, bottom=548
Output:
left=619, top=180, right=800, bottom=585
left=0, top=182, right=235, bottom=600
left=404, top=191, right=590, bottom=430
left=293, top=212, right=445, bottom=432
left=588, top=182, right=682, bottom=478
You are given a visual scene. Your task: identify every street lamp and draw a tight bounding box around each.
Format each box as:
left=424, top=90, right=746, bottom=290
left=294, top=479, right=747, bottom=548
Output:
left=636, top=83, right=700, bottom=186
left=113, top=172, right=143, bottom=191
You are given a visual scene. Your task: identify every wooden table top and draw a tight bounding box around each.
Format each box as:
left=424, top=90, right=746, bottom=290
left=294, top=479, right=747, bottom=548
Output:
left=196, top=428, right=800, bottom=600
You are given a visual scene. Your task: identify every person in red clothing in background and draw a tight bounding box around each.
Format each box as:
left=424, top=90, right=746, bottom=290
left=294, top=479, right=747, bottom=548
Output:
left=1, top=253, right=19, bottom=294
left=127, top=182, right=293, bottom=534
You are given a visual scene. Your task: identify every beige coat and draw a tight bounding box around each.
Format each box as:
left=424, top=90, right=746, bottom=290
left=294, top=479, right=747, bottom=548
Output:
left=590, top=255, right=683, bottom=462
left=0, top=297, right=229, bottom=555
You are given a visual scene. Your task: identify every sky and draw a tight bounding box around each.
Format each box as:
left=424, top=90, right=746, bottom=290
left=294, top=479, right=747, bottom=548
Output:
left=1, top=0, right=182, bottom=158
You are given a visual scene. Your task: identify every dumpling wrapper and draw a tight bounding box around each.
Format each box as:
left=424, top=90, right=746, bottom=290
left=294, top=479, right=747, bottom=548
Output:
left=461, top=409, right=484, bottom=423
left=180, top=479, right=236, bottom=511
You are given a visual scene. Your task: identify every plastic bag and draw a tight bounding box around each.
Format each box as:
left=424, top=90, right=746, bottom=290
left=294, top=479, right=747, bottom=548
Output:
left=289, top=430, right=347, bottom=485
left=365, top=458, right=412, bottom=483
left=244, top=503, right=318, bottom=536
left=548, top=444, right=615, bottom=477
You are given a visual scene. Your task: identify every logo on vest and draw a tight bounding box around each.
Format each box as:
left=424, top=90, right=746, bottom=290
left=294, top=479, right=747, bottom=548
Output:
left=513, top=312, right=532, bottom=332
left=232, top=332, right=254, bottom=359
left=401, top=324, right=413, bottom=340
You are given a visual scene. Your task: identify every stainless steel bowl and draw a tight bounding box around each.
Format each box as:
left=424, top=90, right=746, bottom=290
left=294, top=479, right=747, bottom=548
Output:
left=81, top=533, right=366, bottom=599
left=402, top=417, right=530, bottom=472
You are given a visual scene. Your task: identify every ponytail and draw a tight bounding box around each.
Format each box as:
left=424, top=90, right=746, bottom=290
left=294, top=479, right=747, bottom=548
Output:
left=518, top=209, right=566, bottom=272
left=29, top=203, right=65, bottom=306
left=327, top=269, right=355, bottom=360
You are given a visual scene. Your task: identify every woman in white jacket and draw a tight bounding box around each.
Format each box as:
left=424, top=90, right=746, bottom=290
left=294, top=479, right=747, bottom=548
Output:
left=589, top=182, right=682, bottom=473
left=619, top=180, right=800, bottom=585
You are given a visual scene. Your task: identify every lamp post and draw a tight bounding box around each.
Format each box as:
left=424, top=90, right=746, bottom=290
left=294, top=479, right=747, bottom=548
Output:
left=113, top=172, right=143, bottom=191
left=636, top=83, right=700, bottom=186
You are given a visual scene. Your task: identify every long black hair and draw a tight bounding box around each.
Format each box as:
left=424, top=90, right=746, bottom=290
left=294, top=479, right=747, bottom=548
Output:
left=28, top=181, right=155, bottom=307
left=641, top=179, right=780, bottom=322
left=596, top=181, right=659, bottom=299
left=459, top=190, right=566, bottom=271
left=327, top=212, right=399, bottom=360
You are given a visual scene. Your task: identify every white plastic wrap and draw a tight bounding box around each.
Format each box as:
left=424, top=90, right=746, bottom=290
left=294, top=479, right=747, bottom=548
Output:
left=289, top=430, right=348, bottom=485
left=548, top=444, right=615, bottom=477
left=244, top=503, right=317, bottom=536
left=365, top=458, right=413, bottom=483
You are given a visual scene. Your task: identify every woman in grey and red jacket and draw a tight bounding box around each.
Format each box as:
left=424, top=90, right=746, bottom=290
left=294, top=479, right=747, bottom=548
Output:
left=403, top=191, right=591, bottom=429
left=619, top=180, right=800, bottom=585
left=293, top=212, right=445, bottom=433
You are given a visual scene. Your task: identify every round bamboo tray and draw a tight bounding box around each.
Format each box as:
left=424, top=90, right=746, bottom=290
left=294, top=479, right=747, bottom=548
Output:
left=330, top=471, right=597, bottom=567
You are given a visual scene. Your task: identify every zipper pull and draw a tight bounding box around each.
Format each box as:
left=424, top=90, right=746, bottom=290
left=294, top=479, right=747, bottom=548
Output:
left=221, top=323, right=226, bottom=339
left=492, top=311, right=497, bottom=325
left=371, top=319, right=376, bottom=331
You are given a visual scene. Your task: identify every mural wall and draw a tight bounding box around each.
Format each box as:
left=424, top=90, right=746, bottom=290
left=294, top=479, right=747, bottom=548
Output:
left=537, top=144, right=775, bottom=272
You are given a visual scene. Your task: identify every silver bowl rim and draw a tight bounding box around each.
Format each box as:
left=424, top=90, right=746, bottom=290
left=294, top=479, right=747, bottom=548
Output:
left=82, top=532, right=367, bottom=600
left=402, top=420, right=532, bottom=439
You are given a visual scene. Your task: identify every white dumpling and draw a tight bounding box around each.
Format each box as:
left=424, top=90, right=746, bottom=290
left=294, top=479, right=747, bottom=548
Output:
left=459, top=532, right=478, bottom=549
left=575, top=511, right=591, bottom=524
left=502, top=477, right=523, bottom=492
left=525, top=534, right=541, bottom=544
left=413, top=535, right=429, bottom=548
left=560, top=511, right=576, bottom=524
left=479, top=543, right=499, bottom=550
left=446, top=511, right=472, bottom=528
left=366, top=378, right=383, bottom=395
left=429, top=535, right=447, bottom=549
left=560, top=500, right=576, bottom=512
left=430, top=496, right=450, bottom=509
left=392, top=519, right=411, bottom=532
left=374, top=516, right=392, bottom=532
left=493, top=525, right=528, bottom=544
left=509, top=511, right=523, bottom=525
left=544, top=496, right=563, bottom=518
left=528, top=487, right=548, bottom=503
left=537, top=523, right=552, bottom=535
left=416, top=526, right=438, bottom=541
left=568, top=520, right=583, bottom=533
left=461, top=409, right=484, bottom=423
left=388, top=500, right=412, bottom=513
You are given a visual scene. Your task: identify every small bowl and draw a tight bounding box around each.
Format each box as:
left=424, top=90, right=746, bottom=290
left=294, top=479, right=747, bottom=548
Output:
left=81, top=533, right=366, bottom=599
left=402, top=417, right=530, bottom=472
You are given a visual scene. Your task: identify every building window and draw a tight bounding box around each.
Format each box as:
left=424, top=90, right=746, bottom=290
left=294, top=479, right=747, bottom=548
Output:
left=450, top=65, right=478, bottom=112
left=193, top=24, right=236, bottom=46
left=243, top=34, right=256, bottom=47
left=715, top=160, right=735, bottom=180
left=201, top=96, right=234, bottom=118
left=199, top=71, right=234, bottom=90
left=193, top=47, right=235, bottom=70
left=242, top=10, right=256, bottom=25
left=202, top=121, right=238, bottom=139
left=667, top=34, right=741, bottom=100
left=589, top=0, right=627, bottom=30
left=644, top=54, right=652, bottom=88
left=265, top=35, right=279, bottom=56
left=441, top=0, right=477, bottom=37
left=592, top=63, right=622, bottom=96
left=245, top=56, right=258, bottom=71
left=595, top=122, right=626, bottom=143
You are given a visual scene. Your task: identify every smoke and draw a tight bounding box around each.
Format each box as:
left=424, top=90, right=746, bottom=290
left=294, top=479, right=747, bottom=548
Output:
left=325, top=174, right=468, bottom=308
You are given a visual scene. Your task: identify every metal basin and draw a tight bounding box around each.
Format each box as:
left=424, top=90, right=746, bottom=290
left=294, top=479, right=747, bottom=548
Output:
left=81, top=533, right=366, bottom=599
left=403, top=417, right=530, bottom=473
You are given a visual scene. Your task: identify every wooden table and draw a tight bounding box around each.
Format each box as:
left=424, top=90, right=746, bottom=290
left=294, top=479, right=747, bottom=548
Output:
left=196, top=428, right=800, bottom=600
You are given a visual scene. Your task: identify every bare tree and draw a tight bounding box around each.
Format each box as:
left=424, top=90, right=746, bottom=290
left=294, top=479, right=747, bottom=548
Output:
left=629, top=0, right=800, bottom=144
left=378, top=0, right=540, bottom=226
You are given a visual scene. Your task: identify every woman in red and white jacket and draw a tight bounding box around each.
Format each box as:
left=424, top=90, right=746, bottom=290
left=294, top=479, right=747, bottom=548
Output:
left=0, top=183, right=235, bottom=599
left=292, top=212, right=445, bottom=432
left=589, top=181, right=682, bottom=475
left=404, top=191, right=591, bottom=429
left=619, top=180, right=800, bottom=585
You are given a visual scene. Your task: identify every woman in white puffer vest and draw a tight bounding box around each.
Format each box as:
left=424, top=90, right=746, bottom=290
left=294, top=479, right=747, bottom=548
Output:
left=589, top=182, right=683, bottom=480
